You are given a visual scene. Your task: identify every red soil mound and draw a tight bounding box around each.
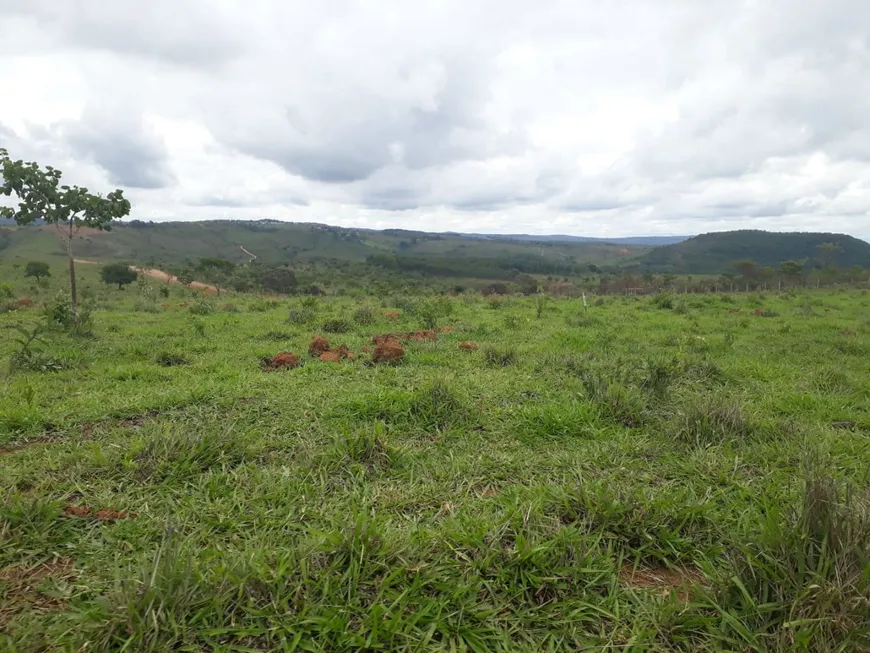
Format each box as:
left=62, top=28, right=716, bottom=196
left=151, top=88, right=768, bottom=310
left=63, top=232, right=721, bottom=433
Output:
left=263, top=352, right=301, bottom=370
left=459, top=341, right=478, bottom=350
left=320, top=351, right=342, bottom=363
left=372, top=342, right=405, bottom=364
left=384, top=311, right=401, bottom=319
left=371, top=330, right=437, bottom=344
left=309, top=336, right=330, bottom=356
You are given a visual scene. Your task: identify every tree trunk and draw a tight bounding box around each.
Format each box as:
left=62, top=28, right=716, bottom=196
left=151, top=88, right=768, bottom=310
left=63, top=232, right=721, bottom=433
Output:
left=66, top=239, right=78, bottom=314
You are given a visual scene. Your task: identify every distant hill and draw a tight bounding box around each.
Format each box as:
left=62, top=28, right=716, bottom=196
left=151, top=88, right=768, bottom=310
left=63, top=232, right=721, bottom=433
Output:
left=633, top=230, right=870, bottom=273
left=0, top=219, right=650, bottom=281
left=458, top=233, right=690, bottom=246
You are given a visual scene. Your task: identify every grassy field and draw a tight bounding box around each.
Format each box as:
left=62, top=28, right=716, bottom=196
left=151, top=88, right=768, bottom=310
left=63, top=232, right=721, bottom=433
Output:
left=1, top=274, right=869, bottom=650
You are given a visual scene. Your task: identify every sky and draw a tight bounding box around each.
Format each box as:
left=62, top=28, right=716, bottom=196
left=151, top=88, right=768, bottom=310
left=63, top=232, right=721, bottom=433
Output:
left=1, top=0, right=869, bottom=238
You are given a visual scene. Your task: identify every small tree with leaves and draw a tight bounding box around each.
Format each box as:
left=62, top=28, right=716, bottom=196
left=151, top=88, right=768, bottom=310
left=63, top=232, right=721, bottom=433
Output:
left=24, top=261, right=51, bottom=282
left=197, top=257, right=235, bottom=296
left=0, top=149, right=130, bottom=316
left=101, top=263, right=138, bottom=290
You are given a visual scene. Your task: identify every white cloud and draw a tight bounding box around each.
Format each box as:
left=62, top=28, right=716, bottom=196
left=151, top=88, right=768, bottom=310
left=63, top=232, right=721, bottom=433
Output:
left=1, top=0, right=868, bottom=238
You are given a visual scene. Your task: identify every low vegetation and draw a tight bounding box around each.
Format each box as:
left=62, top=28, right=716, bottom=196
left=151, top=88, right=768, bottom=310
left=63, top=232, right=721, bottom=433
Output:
left=1, top=265, right=869, bottom=651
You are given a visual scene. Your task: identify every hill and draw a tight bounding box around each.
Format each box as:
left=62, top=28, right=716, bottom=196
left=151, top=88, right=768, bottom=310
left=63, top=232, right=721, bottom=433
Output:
left=457, top=233, right=690, bottom=246
left=632, top=230, right=870, bottom=273
left=0, top=220, right=649, bottom=281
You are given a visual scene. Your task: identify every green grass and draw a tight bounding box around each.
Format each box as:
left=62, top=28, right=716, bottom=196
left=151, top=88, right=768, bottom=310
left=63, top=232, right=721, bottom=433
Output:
left=2, top=280, right=870, bottom=651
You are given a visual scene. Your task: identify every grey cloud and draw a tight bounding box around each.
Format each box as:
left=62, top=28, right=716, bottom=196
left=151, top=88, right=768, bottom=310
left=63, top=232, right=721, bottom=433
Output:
left=2, top=1, right=870, bottom=238
left=0, top=0, right=243, bottom=67
left=56, top=108, right=175, bottom=189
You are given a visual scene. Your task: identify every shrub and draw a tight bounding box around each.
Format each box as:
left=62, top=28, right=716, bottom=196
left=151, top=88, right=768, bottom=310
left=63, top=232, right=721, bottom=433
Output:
left=188, top=299, right=214, bottom=315
left=322, top=318, right=351, bottom=334
left=221, top=302, right=239, bottom=313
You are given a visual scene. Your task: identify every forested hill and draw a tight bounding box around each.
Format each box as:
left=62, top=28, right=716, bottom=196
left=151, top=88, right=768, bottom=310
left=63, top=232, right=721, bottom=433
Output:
left=0, top=219, right=647, bottom=277
left=632, top=230, right=870, bottom=273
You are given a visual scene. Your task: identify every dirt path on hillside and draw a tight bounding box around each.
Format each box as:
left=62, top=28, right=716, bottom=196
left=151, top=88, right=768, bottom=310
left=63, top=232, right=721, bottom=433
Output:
left=74, top=260, right=218, bottom=293
left=239, top=245, right=257, bottom=262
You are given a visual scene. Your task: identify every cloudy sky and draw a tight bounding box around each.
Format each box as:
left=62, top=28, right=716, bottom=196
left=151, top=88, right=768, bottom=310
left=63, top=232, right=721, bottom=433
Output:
left=1, top=0, right=869, bottom=238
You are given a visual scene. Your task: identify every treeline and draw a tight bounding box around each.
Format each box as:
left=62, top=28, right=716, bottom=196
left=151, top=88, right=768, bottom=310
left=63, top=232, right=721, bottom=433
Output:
left=366, top=253, right=594, bottom=279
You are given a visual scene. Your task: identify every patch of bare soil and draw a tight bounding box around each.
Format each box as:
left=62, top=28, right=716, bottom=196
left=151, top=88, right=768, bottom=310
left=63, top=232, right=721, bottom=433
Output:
left=384, top=311, right=401, bottom=320
left=320, top=351, right=342, bottom=363
left=63, top=505, right=137, bottom=521
left=438, top=326, right=454, bottom=333
left=618, top=565, right=706, bottom=601
left=459, top=341, right=478, bottom=350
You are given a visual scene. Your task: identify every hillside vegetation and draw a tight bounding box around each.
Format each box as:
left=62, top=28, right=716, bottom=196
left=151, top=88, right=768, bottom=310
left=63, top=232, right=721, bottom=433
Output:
left=0, top=220, right=645, bottom=275
left=635, top=230, right=870, bottom=273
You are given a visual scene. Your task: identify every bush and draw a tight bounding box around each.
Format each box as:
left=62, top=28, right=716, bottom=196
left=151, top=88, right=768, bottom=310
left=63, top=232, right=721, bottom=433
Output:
left=221, top=303, right=239, bottom=313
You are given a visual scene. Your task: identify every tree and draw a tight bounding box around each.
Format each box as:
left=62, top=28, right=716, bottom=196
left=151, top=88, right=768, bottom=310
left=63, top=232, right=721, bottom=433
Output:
left=101, top=263, right=138, bottom=289
left=779, top=260, right=803, bottom=285
left=732, top=260, right=758, bottom=281
left=817, top=242, right=842, bottom=269
left=197, top=257, right=235, bottom=296
left=0, top=148, right=130, bottom=315
left=260, top=266, right=298, bottom=294
left=24, top=261, right=50, bottom=281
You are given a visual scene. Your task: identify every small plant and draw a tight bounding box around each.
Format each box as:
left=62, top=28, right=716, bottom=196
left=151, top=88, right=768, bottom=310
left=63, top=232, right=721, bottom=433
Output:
left=189, top=318, right=206, bottom=338
left=486, top=296, right=503, bottom=310
left=652, top=293, right=675, bottom=310
left=159, top=286, right=170, bottom=298
left=249, top=299, right=280, bottom=312
left=536, top=294, right=548, bottom=319
left=8, top=325, right=65, bottom=373
left=300, top=295, right=319, bottom=309
left=221, top=302, right=239, bottom=313
left=260, top=330, right=294, bottom=341
left=484, top=346, right=517, bottom=366
left=339, top=422, right=396, bottom=470
left=322, top=318, right=351, bottom=334
left=133, top=300, right=159, bottom=313
left=155, top=352, right=191, bottom=367
left=503, top=315, right=520, bottom=330
left=676, top=398, right=753, bottom=446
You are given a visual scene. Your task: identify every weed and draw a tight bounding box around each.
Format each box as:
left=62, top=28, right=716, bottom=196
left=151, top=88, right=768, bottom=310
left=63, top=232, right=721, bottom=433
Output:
left=188, top=299, right=214, bottom=315
left=322, top=318, right=351, bottom=334
left=676, top=397, right=753, bottom=446
left=155, top=352, right=191, bottom=367
left=352, top=305, right=376, bottom=325
left=484, top=346, right=517, bottom=366
left=287, top=308, right=316, bottom=325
